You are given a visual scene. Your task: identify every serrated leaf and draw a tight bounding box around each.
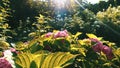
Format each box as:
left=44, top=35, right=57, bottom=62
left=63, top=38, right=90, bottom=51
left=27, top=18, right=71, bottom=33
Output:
left=74, top=32, right=82, bottom=39
left=86, top=33, right=97, bottom=38
left=86, top=33, right=102, bottom=40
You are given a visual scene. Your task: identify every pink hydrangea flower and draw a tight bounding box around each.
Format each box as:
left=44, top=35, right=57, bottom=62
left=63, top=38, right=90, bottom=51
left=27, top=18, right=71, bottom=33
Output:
left=45, top=32, right=53, bottom=38
left=0, top=58, right=12, bottom=68
left=10, top=48, right=16, bottom=53
left=10, top=48, right=19, bottom=55
left=54, top=30, right=68, bottom=38
left=92, top=42, right=103, bottom=53
left=101, top=45, right=113, bottom=59
left=90, top=38, right=103, bottom=52
left=54, top=32, right=59, bottom=38
left=101, top=45, right=112, bottom=55
left=90, top=38, right=113, bottom=59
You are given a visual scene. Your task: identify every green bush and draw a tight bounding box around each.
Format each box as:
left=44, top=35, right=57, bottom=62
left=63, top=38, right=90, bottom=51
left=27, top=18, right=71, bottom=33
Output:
left=1, top=30, right=120, bottom=68
left=0, top=0, right=11, bottom=41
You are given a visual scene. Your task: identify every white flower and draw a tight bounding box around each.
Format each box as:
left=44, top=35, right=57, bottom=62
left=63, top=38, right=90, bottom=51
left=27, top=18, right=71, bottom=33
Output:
left=3, top=50, right=16, bottom=68
left=4, top=50, right=13, bottom=58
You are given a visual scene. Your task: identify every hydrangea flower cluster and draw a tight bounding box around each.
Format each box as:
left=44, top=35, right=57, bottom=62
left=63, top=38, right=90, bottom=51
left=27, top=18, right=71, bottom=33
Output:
left=45, top=30, right=68, bottom=38
left=45, top=32, right=53, bottom=38
left=0, top=58, right=12, bottom=68
left=90, top=38, right=113, bottom=59
left=0, top=48, right=16, bottom=68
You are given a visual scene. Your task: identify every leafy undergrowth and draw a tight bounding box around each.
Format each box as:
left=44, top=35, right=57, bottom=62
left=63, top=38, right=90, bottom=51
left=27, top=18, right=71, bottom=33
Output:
left=0, top=30, right=120, bottom=68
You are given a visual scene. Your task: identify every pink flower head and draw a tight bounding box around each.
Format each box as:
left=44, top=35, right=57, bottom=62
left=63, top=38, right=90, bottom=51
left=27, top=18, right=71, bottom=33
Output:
left=90, top=38, right=103, bottom=52
left=54, top=30, right=68, bottom=38
left=101, top=45, right=112, bottom=55
left=45, top=32, right=53, bottom=38
left=10, top=48, right=16, bottom=53
left=10, top=48, right=19, bottom=54
left=54, top=32, right=59, bottom=38
left=90, top=38, right=113, bottom=59
left=0, top=58, right=12, bottom=68
left=101, top=45, right=113, bottom=59
left=92, top=42, right=103, bottom=53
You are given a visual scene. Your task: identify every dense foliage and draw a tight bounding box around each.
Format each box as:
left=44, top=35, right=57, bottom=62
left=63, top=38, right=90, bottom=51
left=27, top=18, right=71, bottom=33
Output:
left=0, top=0, right=120, bottom=68
left=96, top=6, right=120, bottom=45
left=1, top=30, right=120, bottom=68
left=0, top=0, right=12, bottom=41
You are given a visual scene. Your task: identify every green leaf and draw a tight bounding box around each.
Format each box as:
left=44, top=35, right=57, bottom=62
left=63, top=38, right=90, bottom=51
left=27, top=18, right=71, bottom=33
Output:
left=0, top=41, right=9, bottom=49
left=30, top=54, right=46, bottom=68
left=86, top=33, right=102, bottom=40
left=15, top=42, right=27, bottom=50
left=30, top=43, right=43, bottom=53
left=74, top=32, right=82, bottom=39
left=41, top=53, right=54, bottom=68
left=30, top=61, right=37, bottom=68
left=15, top=53, right=34, bottom=68
left=58, top=53, right=76, bottom=67
left=40, top=52, right=77, bottom=68
left=15, top=52, right=77, bottom=68
left=15, top=63, right=22, bottom=68
left=86, top=33, right=97, bottom=38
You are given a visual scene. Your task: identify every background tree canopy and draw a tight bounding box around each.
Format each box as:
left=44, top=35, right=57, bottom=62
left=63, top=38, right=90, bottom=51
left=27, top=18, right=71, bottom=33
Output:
left=2, top=0, right=120, bottom=46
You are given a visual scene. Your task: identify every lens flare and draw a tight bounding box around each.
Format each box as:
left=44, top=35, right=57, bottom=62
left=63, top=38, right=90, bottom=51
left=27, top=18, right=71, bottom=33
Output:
left=53, top=0, right=67, bottom=8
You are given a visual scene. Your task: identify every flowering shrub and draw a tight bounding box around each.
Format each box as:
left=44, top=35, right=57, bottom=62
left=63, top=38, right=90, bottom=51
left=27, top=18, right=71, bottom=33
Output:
left=0, top=30, right=120, bottom=68
left=90, top=38, right=113, bottom=59
left=0, top=0, right=11, bottom=41
left=43, top=30, right=70, bottom=52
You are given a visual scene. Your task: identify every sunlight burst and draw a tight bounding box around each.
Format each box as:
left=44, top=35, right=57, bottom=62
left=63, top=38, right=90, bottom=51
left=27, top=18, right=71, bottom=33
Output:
left=53, top=0, right=67, bottom=8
